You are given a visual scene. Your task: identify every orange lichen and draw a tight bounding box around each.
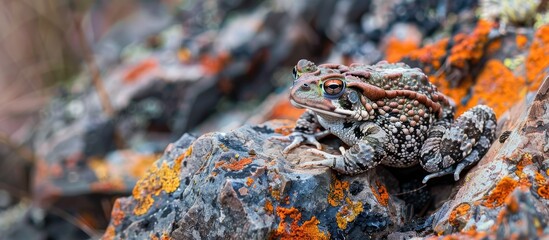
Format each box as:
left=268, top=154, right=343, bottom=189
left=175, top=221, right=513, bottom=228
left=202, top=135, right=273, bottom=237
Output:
left=482, top=176, right=518, bottom=208
left=129, top=153, right=159, bottom=178
left=408, top=38, right=449, bottom=72
left=525, top=25, right=549, bottom=91
left=464, top=59, right=527, bottom=117
left=447, top=20, right=495, bottom=69
left=505, top=193, right=520, bottom=213
left=427, top=73, right=473, bottom=115
left=200, top=51, right=231, bottom=76
left=123, top=59, right=158, bottom=83
left=265, top=200, right=274, bottom=214
left=177, top=48, right=192, bottom=63
left=268, top=99, right=306, bottom=121
left=246, top=177, right=254, bottom=187
left=486, top=38, right=502, bottom=55
left=534, top=170, right=549, bottom=199
left=220, top=157, right=253, bottom=171
left=516, top=34, right=528, bottom=49
left=515, top=153, right=533, bottom=177
left=270, top=187, right=282, bottom=201
left=538, top=185, right=549, bottom=199
left=370, top=181, right=389, bottom=206
left=274, top=125, right=295, bottom=136
left=110, top=200, right=125, bottom=226
left=385, top=38, right=419, bottom=63
left=335, top=197, right=364, bottom=230
left=327, top=177, right=350, bottom=207
left=273, top=207, right=329, bottom=240
left=448, top=203, right=471, bottom=227
left=174, top=146, right=193, bottom=169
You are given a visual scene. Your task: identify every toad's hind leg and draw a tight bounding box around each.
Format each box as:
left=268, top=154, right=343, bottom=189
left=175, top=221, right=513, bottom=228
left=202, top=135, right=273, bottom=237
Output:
left=420, top=105, right=496, bottom=183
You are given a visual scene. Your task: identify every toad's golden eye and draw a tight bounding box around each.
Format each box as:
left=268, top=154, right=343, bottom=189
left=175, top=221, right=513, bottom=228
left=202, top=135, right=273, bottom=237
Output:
left=322, top=79, right=345, bottom=99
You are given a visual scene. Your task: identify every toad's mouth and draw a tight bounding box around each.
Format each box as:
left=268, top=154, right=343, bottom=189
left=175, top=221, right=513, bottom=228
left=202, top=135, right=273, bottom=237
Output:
left=290, top=99, right=355, bottom=118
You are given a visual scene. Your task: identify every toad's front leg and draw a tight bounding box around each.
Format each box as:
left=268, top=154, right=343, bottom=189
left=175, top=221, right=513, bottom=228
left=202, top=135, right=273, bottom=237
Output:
left=277, top=109, right=330, bottom=153
left=300, top=123, right=388, bottom=175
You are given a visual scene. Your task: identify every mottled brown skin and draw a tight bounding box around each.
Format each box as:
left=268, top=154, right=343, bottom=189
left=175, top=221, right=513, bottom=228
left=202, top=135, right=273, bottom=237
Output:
left=283, top=59, right=496, bottom=183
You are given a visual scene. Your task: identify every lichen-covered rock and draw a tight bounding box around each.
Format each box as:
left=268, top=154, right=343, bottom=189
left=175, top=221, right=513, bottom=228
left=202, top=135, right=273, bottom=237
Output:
left=424, top=77, right=549, bottom=238
left=102, top=120, right=405, bottom=239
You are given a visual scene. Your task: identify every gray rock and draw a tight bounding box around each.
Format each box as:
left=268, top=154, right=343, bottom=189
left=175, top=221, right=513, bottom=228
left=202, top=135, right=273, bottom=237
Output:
left=103, top=120, right=404, bottom=239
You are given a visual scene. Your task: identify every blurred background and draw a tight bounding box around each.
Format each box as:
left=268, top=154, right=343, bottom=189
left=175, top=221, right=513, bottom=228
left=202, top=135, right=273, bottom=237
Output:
left=0, top=0, right=547, bottom=239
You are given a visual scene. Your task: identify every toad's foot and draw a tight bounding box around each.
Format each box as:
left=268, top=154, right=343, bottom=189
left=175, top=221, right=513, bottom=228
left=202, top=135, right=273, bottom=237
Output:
left=299, top=141, right=386, bottom=175
left=274, top=131, right=330, bottom=154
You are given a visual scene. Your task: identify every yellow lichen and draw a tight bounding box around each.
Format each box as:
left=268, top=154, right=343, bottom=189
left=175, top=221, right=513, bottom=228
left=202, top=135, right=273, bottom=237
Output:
left=327, top=177, right=350, bottom=207
left=335, top=197, right=364, bottom=230
left=273, top=207, right=329, bottom=240
left=131, top=155, right=185, bottom=215
left=159, top=162, right=180, bottom=193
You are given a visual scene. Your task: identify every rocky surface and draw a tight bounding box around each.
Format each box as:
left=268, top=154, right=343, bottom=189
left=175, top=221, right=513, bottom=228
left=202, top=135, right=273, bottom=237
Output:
left=2, top=0, right=549, bottom=239
left=102, top=120, right=406, bottom=239
left=102, top=80, right=549, bottom=239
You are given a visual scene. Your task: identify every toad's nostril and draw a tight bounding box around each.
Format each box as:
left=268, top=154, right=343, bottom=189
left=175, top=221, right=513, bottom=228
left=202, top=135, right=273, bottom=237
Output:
left=301, top=83, right=310, bottom=91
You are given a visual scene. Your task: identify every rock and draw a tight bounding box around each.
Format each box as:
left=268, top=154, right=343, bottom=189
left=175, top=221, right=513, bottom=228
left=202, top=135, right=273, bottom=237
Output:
left=422, top=76, right=549, bottom=238
left=102, top=120, right=406, bottom=239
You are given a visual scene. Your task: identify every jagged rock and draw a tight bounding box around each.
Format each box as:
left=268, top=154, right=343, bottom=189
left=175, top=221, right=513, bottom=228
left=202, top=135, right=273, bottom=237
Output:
left=423, top=77, right=549, bottom=238
left=102, top=120, right=405, bottom=239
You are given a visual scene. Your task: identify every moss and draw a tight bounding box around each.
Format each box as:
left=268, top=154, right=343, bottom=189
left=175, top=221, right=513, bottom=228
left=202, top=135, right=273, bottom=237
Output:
left=335, top=197, right=364, bottom=230
left=482, top=176, right=519, bottom=208
left=327, top=177, right=350, bottom=207
left=273, top=207, right=329, bottom=240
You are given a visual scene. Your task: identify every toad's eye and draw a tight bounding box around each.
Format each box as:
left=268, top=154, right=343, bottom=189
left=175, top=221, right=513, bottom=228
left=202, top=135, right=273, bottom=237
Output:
left=322, top=79, right=345, bottom=99
left=292, top=66, right=298, bottom=79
